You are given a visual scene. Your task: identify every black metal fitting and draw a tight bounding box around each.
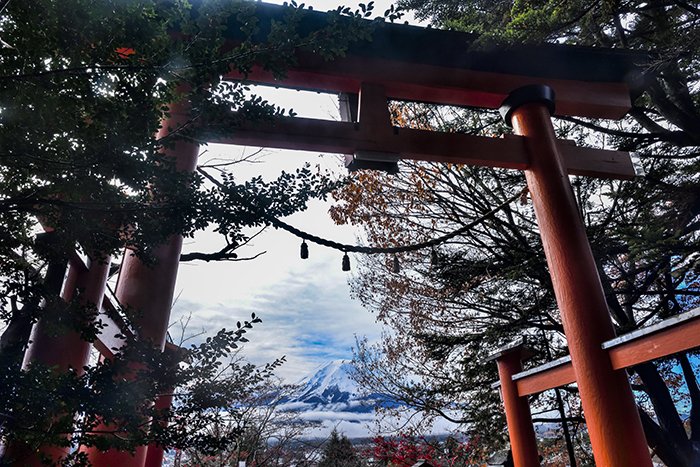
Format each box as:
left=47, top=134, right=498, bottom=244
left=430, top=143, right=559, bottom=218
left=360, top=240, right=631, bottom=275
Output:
left=499, top=84, right=556, bottom=127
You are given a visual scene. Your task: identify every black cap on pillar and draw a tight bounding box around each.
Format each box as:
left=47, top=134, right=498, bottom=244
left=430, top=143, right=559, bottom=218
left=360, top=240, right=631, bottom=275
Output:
left=344, top=151, right=400, bottom=174
left=499, top=85, right=556, bottom=127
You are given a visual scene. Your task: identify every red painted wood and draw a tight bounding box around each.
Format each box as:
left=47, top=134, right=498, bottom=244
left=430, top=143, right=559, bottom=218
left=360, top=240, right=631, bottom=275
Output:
left=144, top=391, right=174, bottom=467
left=207, top=115, right=636, bottom=179
left=83, top=98, right=199, bottom=467
left=496, top=351, right=540, bottom=467
left=7, top=257, right=111, bottom=467
left=609, top=318, right=700, bottom=370
left=514, top=311, right=700, bottom=396
left=91, top=294, right=130, bottom=358
left=516, top=362, right=576, bottom=397
left=557, top=140, right=635, bottom=179
left=226, top=52, right=632, bottom=119
left=512, top=102, right=652, bottom=467
left=115, top=97, right=198, bottom=349
left=208, top=116, right=527, bottom=169
left=358, top=82, right=393, bottom=143
left=22, top=256, right=110, bottom=372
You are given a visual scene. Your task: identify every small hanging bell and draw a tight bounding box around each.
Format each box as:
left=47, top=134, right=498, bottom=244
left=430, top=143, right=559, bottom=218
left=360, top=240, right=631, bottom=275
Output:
left=392, top=254, right=400, bottom=273
left=431, top=248, right=439, bottom=269
left=342, top=252, right=351, bottom=271
left=300, top=240, right=309, bottom=259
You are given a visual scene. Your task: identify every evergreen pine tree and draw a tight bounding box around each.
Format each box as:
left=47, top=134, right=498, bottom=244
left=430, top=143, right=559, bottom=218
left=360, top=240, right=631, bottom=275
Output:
left=318, top=429, right=360, bottom=467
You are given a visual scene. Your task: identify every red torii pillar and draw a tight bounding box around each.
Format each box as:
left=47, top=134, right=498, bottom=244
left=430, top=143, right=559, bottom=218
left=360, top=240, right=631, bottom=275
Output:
left=143, top=390, right=175, bottom=467
left=488, top=343, right=539, bottom=467
left=7, top=256, right=111, bottom=466
left=22, top=257, right=111, bottom=373
left=499, top=85, right=652, bottom=467
left=83, top=97, right=199, bottom=467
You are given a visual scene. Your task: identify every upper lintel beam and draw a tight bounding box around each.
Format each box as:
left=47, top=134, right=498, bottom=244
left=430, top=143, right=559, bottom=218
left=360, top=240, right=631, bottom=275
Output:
left=225, top=55, right=632, bottom=120
left=221, top=2, right=646, bottom=120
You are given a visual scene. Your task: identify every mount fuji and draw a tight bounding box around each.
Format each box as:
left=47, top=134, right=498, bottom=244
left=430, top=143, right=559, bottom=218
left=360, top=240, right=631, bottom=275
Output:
left=293, top=360, right=394, bottom=408
left=278, top=360, right=462, bottom=440
left=279, top=360, right=398, bottom=438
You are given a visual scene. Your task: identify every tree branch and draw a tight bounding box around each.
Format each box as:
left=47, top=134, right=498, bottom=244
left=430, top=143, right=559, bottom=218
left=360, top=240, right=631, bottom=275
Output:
left=678, top=353, right=700, bottom=442
left=560, top=115, right=691, bottom=146
left=671, top=0, right=700, bottom=15
left=180, top=250, right=266, bottom=262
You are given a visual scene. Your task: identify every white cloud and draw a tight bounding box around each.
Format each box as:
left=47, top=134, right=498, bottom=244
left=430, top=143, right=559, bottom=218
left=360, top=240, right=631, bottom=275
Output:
left=296, top=410, right=376, bottom=422
left=170, top=256, right=381, bottom=381
left=172, top=138, right=382, bottom=382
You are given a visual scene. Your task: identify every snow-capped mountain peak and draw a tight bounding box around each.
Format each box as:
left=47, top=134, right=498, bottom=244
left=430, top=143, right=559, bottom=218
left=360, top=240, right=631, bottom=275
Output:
left=279, top=360, right=457, bottom=441
left=295, top=359, right=358, bottom=404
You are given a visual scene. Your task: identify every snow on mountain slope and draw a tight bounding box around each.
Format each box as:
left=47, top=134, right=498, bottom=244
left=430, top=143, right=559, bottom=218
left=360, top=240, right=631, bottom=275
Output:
left=294, top=360, right=363, bottom=404
left=278, top=360, right=394, bottom=437
left=279, top=359, right=458, bottom=439
left=283, top=360, right=393, bottom=409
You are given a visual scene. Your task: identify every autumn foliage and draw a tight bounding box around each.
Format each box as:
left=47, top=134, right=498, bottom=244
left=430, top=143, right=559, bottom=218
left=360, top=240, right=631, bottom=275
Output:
left=365, top=435, right=487, bottom=467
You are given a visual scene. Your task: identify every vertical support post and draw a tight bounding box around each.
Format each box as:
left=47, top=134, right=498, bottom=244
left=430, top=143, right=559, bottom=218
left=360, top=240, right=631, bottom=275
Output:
left=115, top=95, right=199, bottom=352
left=83, top=96, right=199, bottom=467
left=23, top=256, right=110, bottom=373
left=344, top=83, right=399, bottom=173
left=500, top=85, right=652, bottom=467
left=143, top=390, right=174, bottom=467
left=487, top=342, right=539, bottom=467
left=5, top=248, right=110, bottom=467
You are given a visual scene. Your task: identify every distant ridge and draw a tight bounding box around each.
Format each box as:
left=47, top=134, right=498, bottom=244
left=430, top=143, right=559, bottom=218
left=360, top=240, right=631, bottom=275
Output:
left=281, top=360, right=398, bottom=417
left=280, top=359, right=458, bottom=440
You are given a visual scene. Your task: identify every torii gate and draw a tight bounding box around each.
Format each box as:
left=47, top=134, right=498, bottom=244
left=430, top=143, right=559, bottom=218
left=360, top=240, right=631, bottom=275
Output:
left=17, top=2, right=692, bottom=466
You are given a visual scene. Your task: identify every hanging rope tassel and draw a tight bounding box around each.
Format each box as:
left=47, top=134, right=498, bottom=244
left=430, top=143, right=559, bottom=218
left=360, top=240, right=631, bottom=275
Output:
left=392, top=254, right=400, bottom=273
left=342, top=252, right=351, bottom=271
left=431, top=248, right=439, bottom=269
left=300, top=240, right=309, bottom=259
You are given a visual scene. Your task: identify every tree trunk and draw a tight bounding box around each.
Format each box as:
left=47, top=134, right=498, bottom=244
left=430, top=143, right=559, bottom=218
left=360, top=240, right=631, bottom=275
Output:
left=677, top=354, right=700, bottom=466
left=639, top=408, right=689, bottom=467
left=636, top=361, right=692, bottom=465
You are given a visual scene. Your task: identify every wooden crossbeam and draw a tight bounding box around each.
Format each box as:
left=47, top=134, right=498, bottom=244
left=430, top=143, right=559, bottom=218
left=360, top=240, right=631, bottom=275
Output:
left=94, top=294, right=184, bottom=358
left=513, top=356, right=575, bottom=397
left=508, top=307, right=700, bottom=396
left=96, top=294, right=183, bottom=358
left=204, top=114, right=637, bottom=179
left=603, top=308, right=700, bottom=369
left=226, top=55, right=632, bottom=120
left=93, top=294, right=131, bottom=358
left=222, top=2, right=647, bottom=120
left=203, top=82, right=637, bottom=179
